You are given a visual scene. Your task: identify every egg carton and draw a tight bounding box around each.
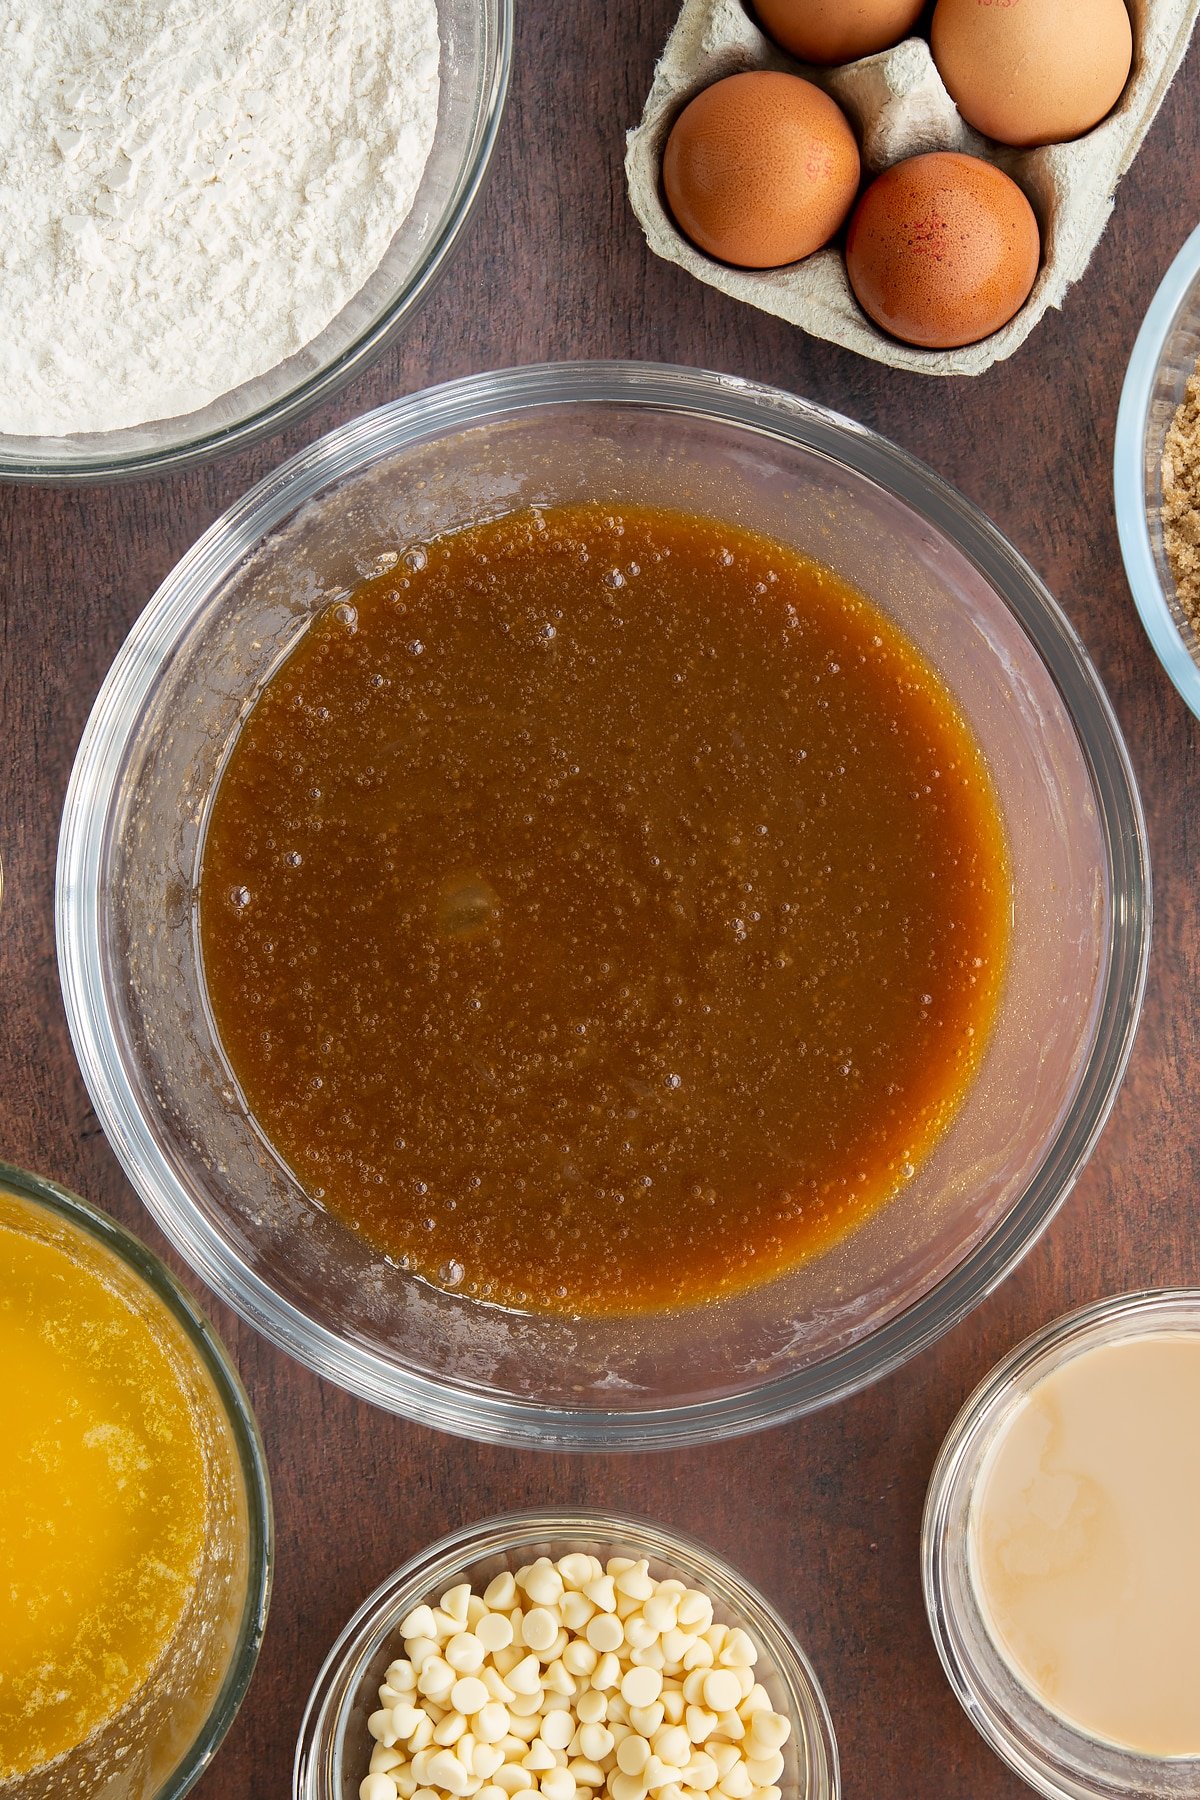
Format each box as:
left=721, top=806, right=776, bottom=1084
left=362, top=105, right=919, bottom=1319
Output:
left=625, top=0, right=1199, bottom=374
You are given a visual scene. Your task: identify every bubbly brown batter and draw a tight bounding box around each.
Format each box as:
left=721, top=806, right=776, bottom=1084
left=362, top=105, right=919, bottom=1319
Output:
left=200, top=502, right=1009, bottom=1313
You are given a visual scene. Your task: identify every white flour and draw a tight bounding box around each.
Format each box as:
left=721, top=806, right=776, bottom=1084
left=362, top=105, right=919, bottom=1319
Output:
left=0, top=0, right=440, bottom=437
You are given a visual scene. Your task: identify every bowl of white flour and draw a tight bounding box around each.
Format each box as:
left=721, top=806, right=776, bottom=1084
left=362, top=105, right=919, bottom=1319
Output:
left=0, top=0, right=510, bottom=479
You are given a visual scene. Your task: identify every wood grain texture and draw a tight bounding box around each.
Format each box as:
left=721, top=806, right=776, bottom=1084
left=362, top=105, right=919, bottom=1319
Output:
left=2, top=4, right=1199, bottom=1796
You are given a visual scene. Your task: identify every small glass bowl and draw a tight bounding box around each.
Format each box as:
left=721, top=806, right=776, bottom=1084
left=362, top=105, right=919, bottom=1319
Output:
left=0, top=0, right=511, bottom=482
left=922, top=1290, right=1200, bottom=1800
left=293, top=1509, right=839, bottom=1800
left=1114, top=220, right=1200, bottom=721
left=0, top=1158, right=273, bottom=1800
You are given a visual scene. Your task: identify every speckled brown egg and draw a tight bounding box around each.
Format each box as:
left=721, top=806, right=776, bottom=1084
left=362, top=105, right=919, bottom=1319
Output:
left=845, top=151, right=1040, bottom=349
left=931, top=0, right=1133, bottom=148
left=754, top=0, right=926, bottom=66
left=662, top=71, right=861, bottom=269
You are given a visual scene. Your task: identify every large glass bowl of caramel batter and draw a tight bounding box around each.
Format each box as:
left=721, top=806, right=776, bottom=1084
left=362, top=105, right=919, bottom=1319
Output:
left=56, top=363, right=1150, bottom=1447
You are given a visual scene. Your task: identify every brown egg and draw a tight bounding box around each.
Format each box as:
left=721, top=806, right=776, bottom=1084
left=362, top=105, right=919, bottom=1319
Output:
left=845, top=152, right=1040, bottom=349
left=662, top=71, right=861, bottom=269
left=754, top=0, right=926, bottom=66
left=931, top=0, right=1133, bottom=148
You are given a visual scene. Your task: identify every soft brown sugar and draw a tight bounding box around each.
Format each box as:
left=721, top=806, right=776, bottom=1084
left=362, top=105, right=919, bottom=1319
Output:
left=1162, top=372, right=1200, bottom=635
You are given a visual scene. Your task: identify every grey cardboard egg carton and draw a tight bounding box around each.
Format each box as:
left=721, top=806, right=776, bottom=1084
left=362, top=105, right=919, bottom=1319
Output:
left=625, top=0, right=1198, bottom=374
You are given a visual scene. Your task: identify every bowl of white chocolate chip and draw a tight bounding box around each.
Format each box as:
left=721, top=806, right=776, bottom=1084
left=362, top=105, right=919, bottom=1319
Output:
left=293, top=1510, right=839, bottom=1800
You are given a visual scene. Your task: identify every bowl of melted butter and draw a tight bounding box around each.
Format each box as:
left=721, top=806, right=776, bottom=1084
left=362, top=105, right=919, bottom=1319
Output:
left=57, top=362, right=1149, bottom=1447
left=0, top=1160, right=271, bottom=1798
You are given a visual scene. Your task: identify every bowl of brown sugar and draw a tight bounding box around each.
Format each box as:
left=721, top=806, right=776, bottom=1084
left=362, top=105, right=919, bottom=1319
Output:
left=1116, top=220, right=1200, bottom=720
left=58, top=362, right=1149, bottom=1448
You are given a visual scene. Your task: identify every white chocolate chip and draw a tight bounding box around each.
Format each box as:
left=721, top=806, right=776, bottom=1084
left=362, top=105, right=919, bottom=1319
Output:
left=447, top=1635, right=486, bottom=1674
left=718, top=1631, right=755, bottom=1669
left=616, top=1735, right=651, bottom=1777
left=743, top=1753, right=784, bottom=1786
left=508, top=1655, right=543, bottom=1696
left=701, top=1672, right=741, bottom=1714
left=372, top=1746, right=406, bottom=1774
left=583, top=1575, right=617, bottom=1613
left=408, top=1715, right=435, bottom=1752
left=478, top=1614, right=515, bottom=1654
left=522, top=1610, right=560, bottom=1654
left=426, top=1752, right=472, bottom=1796
left=686, top=1752, right=720, bottom=1791
left=746, top=1711, right=789, bottom=1752
left=627, top=1704, right=665, bottom=1739
left=586, top=1616, right=624, bottom=1655
left=366, top=1555, right=789, bottom=1800
left=451, top=1678, right=489, bottom=1716
left=578, top=1724, right=613, bottom=1762
left=362, top=1775, right=399, bottom=1800
left=475, top=1704, right=510, bottom=1744
left=543, top=1659, right=576, bottom=1697
left=642, top=1594, right=677, bottom=1634
left=402, top=1606, right=438, bottom=1642
left=524, top=1561, right=565, bottom=1606
left=485, top=1573, right=518, bottom=1611
left=622, top=1667, right=663, bottom=1709
left=495, top=1769, right=533, bottom=1795
left=677, top=1592, right=712, bottom=1630
left=614, top=1565, right=655, bottom=1603
left=560, top=1592, right=595, bottom=1632
left=685, top=1706, right=716, bottom=1744
left=540, top=1712, right=576, bottom=1752
left=443, top=1586, right=472, bottom=1626
left=562, top=1640, right=598, bottom=1679
left=651, top=1726, right=689, bottom=1768
left=557, top=1554, right=595, bottom=1590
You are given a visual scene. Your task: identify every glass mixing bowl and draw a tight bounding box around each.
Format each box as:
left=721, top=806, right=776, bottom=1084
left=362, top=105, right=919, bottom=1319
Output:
left=56, top=361, right=1150, bottom=1448
left=293, top=1510, right=839, bottom=1800
left=0, top=0, right=510, bottom=483
left=0, top=1158, right=272, bottom=1800
left=1114, top=220, right=1200, bottom=723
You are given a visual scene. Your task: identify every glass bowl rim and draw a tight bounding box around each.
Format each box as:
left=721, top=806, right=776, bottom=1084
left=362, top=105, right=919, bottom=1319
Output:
left=0, top=0, right=513, bottom=485
left=55, top=358, right=1151, bottom=1449
left=921, top=1288, right=1200, bottom=1799
left=291, top=1505, right=840, bottom=1800
left=0, top=1156, right=274, bottom=1800
left=1113, top=218, right=1200, bottom=723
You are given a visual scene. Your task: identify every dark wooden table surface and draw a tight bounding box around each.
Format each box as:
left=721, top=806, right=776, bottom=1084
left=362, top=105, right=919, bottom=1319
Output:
left=4, top=7, right=1200, bottom=1797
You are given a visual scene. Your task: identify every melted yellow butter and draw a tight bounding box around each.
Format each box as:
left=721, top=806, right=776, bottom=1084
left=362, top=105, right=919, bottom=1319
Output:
left=0, top=1191, right=208, bottom=1779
